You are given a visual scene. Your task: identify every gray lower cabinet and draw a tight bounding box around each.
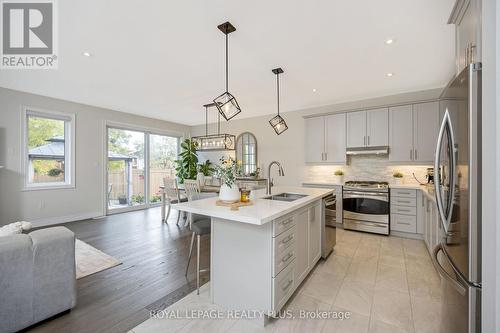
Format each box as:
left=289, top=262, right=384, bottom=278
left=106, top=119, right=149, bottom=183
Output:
left=294, top=209, right=309, bottom=283
left=211, top=199, right=323, bottom=319
left=390, top=189, right=417, bottom=233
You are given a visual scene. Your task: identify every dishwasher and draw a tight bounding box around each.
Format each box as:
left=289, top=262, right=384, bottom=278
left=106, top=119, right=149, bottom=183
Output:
left=322, top=193, right=337, bottom=258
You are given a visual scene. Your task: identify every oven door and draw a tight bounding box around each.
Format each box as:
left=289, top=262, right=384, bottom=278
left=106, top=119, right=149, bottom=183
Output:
left=343, top=191, right=389, bottom=224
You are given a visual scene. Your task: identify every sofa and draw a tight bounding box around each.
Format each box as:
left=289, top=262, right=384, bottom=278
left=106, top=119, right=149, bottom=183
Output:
left=0, top=227, right=77, bottom=333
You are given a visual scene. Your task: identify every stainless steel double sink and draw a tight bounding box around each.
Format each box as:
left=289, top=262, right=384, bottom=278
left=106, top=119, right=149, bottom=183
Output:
left=262, top=193, right=308, bottom=202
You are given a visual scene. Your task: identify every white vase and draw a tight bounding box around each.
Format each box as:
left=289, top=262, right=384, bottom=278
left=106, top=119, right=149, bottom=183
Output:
left=219, top=183, right=240, bottom=203
left=334, top=175, right=344, bottom=184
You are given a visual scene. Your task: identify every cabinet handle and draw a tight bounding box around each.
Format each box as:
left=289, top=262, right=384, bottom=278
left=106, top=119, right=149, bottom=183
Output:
left=368, top=136, right=370, bottom=146
left=414, top=149, right=418, bottom=160
left=324, top=152, right=327, bottom=161
left=281, top=253, right=294, bottom=263
left=410, top=149, right=413, bottom=160
left=281, top=235, right=294, bottom=245
left=364, top=136, right=366, bottom=146
left=282, top=279, right=293, bottom=291
left=281, top=218, right=293, bottom=226
left=398, top=221, right=411, bottom=225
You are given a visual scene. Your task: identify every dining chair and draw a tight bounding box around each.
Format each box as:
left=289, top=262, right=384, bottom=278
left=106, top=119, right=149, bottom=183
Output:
left=162, top=178, right=187, bottom=224
left=183, top=178, right=211, bottom=295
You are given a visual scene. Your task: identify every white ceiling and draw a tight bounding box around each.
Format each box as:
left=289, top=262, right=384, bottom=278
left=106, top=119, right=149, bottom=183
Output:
left=0, top=0, right=456, bottom=126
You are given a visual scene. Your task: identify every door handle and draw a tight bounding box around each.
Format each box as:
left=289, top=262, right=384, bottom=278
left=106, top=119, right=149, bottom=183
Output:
left=434, top=110, right=457, bottom=234
left=431, top=244, right=467, bottom=296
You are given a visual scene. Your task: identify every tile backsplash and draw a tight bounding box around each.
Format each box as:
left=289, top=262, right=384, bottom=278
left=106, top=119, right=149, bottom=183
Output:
left=305, top=155, right=432, bottom=185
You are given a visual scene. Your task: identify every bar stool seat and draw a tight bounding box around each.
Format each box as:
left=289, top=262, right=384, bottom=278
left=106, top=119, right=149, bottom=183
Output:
left=191, top=219, right=211, bottom=235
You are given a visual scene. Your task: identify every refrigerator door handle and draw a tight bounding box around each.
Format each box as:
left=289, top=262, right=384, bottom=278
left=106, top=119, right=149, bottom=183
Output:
left=432, top=243, right=467, bottom=296
left=434, top=110, right=457, bottom=234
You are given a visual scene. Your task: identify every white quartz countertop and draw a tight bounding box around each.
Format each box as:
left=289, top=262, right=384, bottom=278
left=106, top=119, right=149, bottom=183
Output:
left=172, top=186, right=333, bottom=225
left=302, top=181, right=343, bottom=187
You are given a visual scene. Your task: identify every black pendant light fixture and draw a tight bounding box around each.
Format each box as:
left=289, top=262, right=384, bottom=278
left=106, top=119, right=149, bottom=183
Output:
left=192, top=103, right=236, bottom=151
left=213, top=21, right=242, bottom=121
left=269, top=67, right=288, bottom=135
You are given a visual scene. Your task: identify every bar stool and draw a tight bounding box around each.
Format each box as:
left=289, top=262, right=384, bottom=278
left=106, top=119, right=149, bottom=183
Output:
left=183, top=179, right=211, bottom=294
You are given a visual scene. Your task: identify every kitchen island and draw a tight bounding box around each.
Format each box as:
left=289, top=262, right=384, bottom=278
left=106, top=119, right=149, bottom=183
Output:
left=173, top=186, right=333, bottom=324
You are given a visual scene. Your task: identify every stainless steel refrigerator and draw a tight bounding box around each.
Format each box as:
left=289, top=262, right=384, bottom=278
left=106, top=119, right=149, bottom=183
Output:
left=432, top=63, right=481, bottom=333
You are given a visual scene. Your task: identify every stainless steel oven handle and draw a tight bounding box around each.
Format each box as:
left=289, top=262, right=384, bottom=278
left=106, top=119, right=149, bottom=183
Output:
left=343, top=190, right=388, bottom=196
left=343, top=193, right=389, bottom=202
left=431, top=243, right=467, bottom=296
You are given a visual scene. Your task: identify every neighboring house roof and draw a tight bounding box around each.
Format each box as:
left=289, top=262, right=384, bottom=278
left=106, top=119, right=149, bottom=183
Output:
left=29, top=137, right=136, bottom=161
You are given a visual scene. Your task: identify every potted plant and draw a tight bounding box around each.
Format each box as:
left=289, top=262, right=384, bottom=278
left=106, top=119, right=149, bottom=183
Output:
left=174, top=139, right=198, bottom=184
left=393, top=171, right=404, bottom=185
left=333, top=169, right=344, bottom=184
left=214, top=157, right=241, bottom=203
left=197, top=160, right=214, bottom=187
left=118, top=195, right=127, bottom=205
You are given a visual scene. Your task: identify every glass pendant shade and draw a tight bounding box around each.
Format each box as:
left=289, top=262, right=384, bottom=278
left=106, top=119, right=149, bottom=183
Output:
left=269, top=114, right=288, bottom=135
left=214, top=91, right=241, bottom=121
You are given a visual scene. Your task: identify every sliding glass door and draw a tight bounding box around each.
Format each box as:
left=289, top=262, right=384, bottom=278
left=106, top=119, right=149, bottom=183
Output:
left=149, top=134, right=179, bottom=204
left=107, top=127, right=179, bottom=213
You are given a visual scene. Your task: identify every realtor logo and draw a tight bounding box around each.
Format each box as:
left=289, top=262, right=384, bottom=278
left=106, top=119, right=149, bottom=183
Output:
left=1, top=0, right=57, bottom=69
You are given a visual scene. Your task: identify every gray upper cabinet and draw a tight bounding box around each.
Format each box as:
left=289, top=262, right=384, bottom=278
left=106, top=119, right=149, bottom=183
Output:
left=325, top=114, right=346, bottom=163
left=347, top=108, right=388, bottom=148
left=305, top=117, right=325, bottom=163
left=413, top=102, right=440, bottom=162
left=366, top=108, right=389, bottom=147
left=346, top=111, right=366, bottom=148
left=449, top=0, right=481, bottom=74
left=305, top=114, right=346, bottom=164
left=389, top=102, right=440, bottom=163
left=389, top=105, right=414, bottom=162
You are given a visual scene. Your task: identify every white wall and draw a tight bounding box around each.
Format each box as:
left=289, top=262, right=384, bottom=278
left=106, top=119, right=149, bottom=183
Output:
left=191, top=89, right=442, bottom=186
left=481, top=0, right=500, bottom=331
left=0, top=87, right=190, bottom=226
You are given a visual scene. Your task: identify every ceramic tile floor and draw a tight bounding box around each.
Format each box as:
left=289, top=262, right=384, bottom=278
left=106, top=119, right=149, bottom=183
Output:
left=131, top=229, right=442, bottom=333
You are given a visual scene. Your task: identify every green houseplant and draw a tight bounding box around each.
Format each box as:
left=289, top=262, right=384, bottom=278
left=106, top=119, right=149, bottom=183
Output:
left=174, top=139, right=198, bottom=184
left=393, top=171, right=404, bottom=185
left=333, top=169, right=344, bottom=184
left=198, top=160, right=214, bottom=176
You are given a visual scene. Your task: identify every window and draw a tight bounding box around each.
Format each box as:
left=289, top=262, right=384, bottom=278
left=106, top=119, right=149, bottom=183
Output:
left=24, top=108, right=75, bottom=189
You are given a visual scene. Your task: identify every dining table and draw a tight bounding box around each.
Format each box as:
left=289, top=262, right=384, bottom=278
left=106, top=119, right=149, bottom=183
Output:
left=159, top=184, right=220, bottom=222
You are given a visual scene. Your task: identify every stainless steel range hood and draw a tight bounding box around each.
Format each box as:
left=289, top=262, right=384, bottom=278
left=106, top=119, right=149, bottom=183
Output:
left=346, top=146, right=389, bottom=155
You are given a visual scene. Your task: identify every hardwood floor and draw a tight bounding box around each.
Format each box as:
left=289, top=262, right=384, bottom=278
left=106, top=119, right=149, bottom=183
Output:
left=27, top=207, right=210, bottom=333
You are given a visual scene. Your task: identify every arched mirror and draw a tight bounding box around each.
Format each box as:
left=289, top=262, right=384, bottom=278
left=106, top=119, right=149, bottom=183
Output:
left=236, top=132, right=257, bottom=175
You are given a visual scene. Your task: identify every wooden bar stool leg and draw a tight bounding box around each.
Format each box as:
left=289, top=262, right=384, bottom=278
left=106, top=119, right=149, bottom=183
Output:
left=185, top=232, right=195, bottom=276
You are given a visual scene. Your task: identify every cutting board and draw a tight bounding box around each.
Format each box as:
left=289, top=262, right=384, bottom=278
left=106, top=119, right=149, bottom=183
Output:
left=216, top=200, right=253, bottom=211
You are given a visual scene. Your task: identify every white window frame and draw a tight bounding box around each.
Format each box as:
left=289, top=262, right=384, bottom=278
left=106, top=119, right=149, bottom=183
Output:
left=22, top=107, right=76, bottom=191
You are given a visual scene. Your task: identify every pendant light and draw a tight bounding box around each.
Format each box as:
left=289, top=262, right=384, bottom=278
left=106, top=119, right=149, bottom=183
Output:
left=192, top=103, right=236, bottom=151
left=213, top=21, right=242, bottom=121
left=269, top=67, right=288, bottom=135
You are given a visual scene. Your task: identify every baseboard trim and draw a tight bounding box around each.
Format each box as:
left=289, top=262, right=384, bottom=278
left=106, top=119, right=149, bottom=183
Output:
left=29, top=211, right=103, bottom=227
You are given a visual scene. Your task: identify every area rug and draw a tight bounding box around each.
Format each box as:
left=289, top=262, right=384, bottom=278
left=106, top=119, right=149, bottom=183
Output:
left=75, top=239, right=121, bottom=279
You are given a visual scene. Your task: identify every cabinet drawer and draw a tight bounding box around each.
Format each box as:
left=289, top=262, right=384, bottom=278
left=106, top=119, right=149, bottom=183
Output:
left=273, top=214, right=296, bottom=237
left=391, top=205, right=417, bottom=216
left=273, top=243, right=295, bottom=277
left=391, top=214, right=417, bottom=233
left=272, top=260, right=295, bottom=314
left=274, top=225, right=296, bottom=258
left=391, top=189, right=417, bottom=198
left=391, top=197, right=417, bottom=207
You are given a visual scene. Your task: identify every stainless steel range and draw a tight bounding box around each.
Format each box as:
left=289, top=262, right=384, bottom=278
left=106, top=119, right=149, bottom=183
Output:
left=343, top=181, right=389, bottom=235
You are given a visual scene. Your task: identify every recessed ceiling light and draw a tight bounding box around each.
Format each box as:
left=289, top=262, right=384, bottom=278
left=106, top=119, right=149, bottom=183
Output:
left=385, top=39, right=394, bottom=45
left=386, top=73, right=394, bottom=77
left=82, top=51, right=92, bottom=57
left=312, top=88, right=317, bottom=92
